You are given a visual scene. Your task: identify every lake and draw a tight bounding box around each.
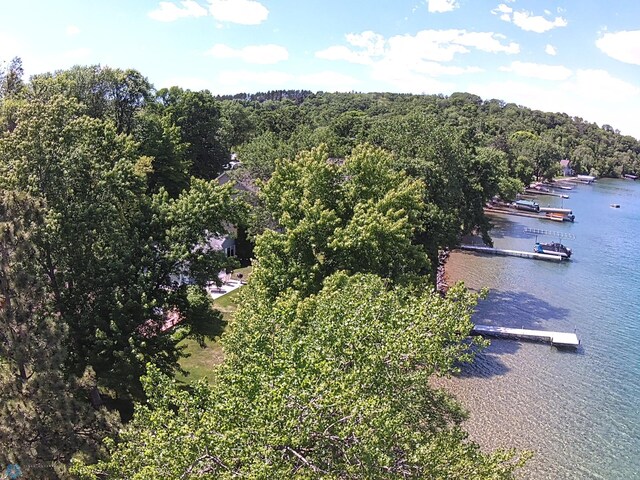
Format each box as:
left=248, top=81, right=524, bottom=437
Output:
left=441, top=179, right=640, bottom=479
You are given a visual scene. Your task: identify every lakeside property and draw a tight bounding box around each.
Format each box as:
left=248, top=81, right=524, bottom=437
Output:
left=438, top=179, right=640, bottom=480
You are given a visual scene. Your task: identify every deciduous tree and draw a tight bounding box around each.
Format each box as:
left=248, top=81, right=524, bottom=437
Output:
left=74, top=274, right=527, bottom=479
left=252, top=143, right=428, bottom=299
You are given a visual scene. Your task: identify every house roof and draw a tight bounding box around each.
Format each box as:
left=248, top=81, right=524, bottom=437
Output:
left=215, top=171, right=257, bottom=194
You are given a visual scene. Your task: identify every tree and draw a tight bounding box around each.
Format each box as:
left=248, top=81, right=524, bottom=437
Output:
left=0, top=94, right=242, bottom=399
left=252, top=143, right=428, bottom=299
left=0, top=190, right=116, bottom=478
left=369, top=114, right=508, bottom=259
left=0, top=57, right=24, bottom=99
left=74, top=273, right=527, bottom=479
left=509, top=131, right=560, bottom=182
left=218, top=99, right=256, bottom=150
left=133, top=109, right=190, bottom=196
left=29, top=65, right=153, bottom=134
left=0, top=57, right=26, bottom=133
left=234, top=130, right=294, bottom=180
left=158, top=87, right=229, bottom=179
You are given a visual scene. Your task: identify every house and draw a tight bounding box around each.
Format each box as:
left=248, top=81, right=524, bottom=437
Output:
left=559, top=159, right=574, bottom=177
left=206, top=234, right=236, bottom=258
left=170, top=233, right=237, bottom=287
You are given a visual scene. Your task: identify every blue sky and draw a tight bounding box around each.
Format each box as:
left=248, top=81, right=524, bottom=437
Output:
left=2, top=0, right=640, bottom=138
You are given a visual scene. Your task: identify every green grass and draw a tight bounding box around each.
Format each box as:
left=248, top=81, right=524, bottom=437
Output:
left=176, top=339, right=224, bottom=382
left=177, top=267, right=250, bottom=383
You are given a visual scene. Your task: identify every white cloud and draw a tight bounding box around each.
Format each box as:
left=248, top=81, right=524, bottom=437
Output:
left=206, top=44, right=288, bottom=64
left=149, top=0, right=268, bottom=25
left=316, top=46, right=373, bottom=65
left=545, top=44, right=557, bottom=56
left=149, top=0, right=208, bottom=21
left=317, top=29, right=514, bottom=94
left=468, top=69, right=640, bottom=138
left=596, top=31, right=640, bottom=66
left=491, top=4, right=513, bottom=22
left=571, top=69, right=640, bottom=101
left=66, top=25, right=81, bottom=37
left=427, top=0, right=459, bottom=13
left=318, top=29, right=518, bottom=67
left=208, top=0, right=268, bottom=25
left=454, top=32, right=519, bottom=54
left=346, top=31, right=386, bottom=56
left=494, top=6, right=567, bottom=33
left=513, top=11, right=567, bottom=33
left=500, top=61, right=572, bottom=81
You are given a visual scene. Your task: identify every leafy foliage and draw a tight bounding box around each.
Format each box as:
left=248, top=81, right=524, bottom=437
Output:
left=157, top=87, right=230, bottom=179
left=0, top=94, right=242, bottom=399
left=252, top=143, right=428, bottom=299
left=75, top=274, right=527, bottom=479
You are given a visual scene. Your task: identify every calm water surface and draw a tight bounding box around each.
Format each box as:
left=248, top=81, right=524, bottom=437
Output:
left=442, top=179, right=640, bottom=479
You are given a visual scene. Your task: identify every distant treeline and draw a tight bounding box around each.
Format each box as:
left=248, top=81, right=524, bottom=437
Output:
left=217, top=89, right=639, bottom=179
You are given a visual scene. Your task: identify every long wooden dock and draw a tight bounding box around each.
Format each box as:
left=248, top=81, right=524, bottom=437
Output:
left=472, top=325, right=580, bottom=348
left=484, top=207, right=572, bottom=223
left=459, top=245, right=563, bottom=262
left=523, top=189, right=569, bottom=199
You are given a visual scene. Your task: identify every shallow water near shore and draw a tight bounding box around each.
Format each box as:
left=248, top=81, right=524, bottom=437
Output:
left=441, top=179, right=640, bottom=479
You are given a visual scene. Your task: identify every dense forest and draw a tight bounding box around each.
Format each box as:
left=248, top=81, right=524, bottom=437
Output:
left=1, top=58, right=637, bottom=478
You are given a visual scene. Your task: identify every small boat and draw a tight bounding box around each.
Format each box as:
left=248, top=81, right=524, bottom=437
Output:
left=545, top=212, right=575, bottom=222
left=610, top=204, right=620, bottom=208
left=534, top=241, right=572, bottom=259
left=514, top=199, right=540, bottom=212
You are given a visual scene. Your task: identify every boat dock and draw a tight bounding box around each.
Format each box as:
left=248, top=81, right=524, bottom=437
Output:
left=523, top=189, right=569, bottom=199
left=459, top=244, right=563, bottom=262
left=484, top=207, right=563, bottom=223
left=472, top=324, right=580, bottom=348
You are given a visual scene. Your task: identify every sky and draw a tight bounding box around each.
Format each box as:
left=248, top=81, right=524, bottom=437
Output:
left=1, top=0, right=640, bottom=138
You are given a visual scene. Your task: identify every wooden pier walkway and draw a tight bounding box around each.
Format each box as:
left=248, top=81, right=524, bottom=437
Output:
left=472, top=325, right=580, bottom=348
left=484, top=207, right=572, bottom=223
left=523, top=189, right=569, bottom=199
left=459, top=244, right=563, bottom=262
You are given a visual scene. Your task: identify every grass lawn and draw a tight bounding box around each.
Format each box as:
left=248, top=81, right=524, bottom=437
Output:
left=177, top=268, right=249, bottom=383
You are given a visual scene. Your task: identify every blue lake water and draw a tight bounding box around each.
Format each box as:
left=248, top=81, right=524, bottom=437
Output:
left=441, top=179, right=640, bottom=479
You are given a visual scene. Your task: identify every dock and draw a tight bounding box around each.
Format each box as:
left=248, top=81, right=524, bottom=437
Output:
left=484, top=207, right=556, bottom=222
left=459, top=244, right=563, bottom=262
left=472, top=324, right=580, bottom=349
left=523, top=189, right=569, bottom=199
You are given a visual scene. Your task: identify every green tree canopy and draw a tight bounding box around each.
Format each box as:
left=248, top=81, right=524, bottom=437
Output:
left=252, top=143, right=429, bottom=299
left=0, top=94, right=243, bottom=399
left=157, top=87, right=229, bottom=179
left=75, top=273, right=527, bottom=479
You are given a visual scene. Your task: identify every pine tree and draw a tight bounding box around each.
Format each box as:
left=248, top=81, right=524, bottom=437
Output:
left=0, top=190, right=117, bottom=479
